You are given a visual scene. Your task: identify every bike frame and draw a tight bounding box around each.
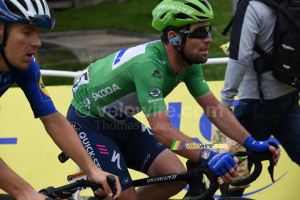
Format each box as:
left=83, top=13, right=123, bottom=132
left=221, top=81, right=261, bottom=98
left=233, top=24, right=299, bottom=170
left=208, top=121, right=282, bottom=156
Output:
left=41, top=149, right=276, bottom=200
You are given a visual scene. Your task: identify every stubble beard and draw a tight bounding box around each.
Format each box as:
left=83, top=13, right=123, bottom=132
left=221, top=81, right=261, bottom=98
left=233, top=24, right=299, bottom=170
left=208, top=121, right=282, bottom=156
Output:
left=183, top=48, right=208, bottom=65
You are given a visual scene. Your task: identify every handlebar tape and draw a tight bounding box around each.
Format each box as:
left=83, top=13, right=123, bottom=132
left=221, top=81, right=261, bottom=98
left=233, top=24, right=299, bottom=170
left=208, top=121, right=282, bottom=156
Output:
left=183, top=161, right=218, bottom=200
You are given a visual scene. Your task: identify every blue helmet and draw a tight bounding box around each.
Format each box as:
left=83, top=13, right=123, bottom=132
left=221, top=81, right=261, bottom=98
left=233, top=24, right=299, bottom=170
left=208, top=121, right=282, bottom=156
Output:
left=0, top=0, right=55, bottom=29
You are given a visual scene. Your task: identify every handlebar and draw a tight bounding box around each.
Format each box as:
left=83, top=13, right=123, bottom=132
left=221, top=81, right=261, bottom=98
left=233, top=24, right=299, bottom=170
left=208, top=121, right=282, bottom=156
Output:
left=56, top=144, right=277, bottom=200
left=39, top=175, right=116, bottom=200
left=183, top=147, right=276, bottom=200
left=184, top=161, right=218, bottom=200
left=231, top=151, right=274, bottom=186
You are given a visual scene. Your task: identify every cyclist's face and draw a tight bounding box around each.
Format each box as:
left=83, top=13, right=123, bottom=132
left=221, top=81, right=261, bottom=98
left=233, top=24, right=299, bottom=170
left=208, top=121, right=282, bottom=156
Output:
left=184, top=21, right=212, bottom=64
left=0, top=23, right=41, bottom=71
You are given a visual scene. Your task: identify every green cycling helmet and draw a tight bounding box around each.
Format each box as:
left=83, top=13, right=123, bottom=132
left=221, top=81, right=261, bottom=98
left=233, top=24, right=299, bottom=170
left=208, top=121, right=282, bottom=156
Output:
left=152, top=0, right=214, bottom=31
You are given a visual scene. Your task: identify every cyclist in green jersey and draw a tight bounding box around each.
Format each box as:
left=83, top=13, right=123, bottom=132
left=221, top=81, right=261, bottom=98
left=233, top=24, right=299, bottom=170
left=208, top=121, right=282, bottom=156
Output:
left=0, top=0, right=120, bottom=199
left=67, top=0, right=280, bottom=199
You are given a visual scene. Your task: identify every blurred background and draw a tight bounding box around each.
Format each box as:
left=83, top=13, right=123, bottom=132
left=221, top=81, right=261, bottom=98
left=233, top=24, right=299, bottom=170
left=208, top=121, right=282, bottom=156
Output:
left=37, top=0, right=235, bottom=85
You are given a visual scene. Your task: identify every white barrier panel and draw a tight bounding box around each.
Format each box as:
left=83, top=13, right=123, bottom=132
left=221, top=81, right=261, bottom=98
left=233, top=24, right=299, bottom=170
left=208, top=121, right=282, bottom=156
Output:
left=40, top=57, right=229, bottom=78
left=40, top=70, right=82, bottom=78
left=0, top=82, right=299, bottom=199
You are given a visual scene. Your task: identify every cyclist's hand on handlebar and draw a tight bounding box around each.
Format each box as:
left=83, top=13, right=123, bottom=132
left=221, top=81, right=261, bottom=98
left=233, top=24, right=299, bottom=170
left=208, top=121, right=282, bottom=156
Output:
left=87, top=170, right=121, bottom=199
left=243, top=136, right=281, bottom=165
left=269, top=145, right=281, bottom=166
left=198, top=148, right=238, bottom=183
left=220, top=156, right=239, bottom=184
left=243, top=136, right=269, bottom=152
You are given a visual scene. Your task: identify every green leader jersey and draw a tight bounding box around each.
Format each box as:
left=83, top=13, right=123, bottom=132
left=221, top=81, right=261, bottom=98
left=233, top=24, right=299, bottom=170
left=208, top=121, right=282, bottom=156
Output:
left=72, top=40, right=210, bottom=123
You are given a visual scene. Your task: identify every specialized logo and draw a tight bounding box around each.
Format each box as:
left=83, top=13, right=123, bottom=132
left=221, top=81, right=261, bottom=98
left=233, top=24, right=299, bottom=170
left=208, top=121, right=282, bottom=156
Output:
left=92, top=84, right=121, bottom=101
left=146, top=175, right=177, bottom=183
left=70, top=122, right=81, bottom=131
left=83, top=97, right=91, bottom=110
left=111, top=150, right=122, bottom=170
left=157, top=4, right=193, bottom=15
left=152, top=69, right=162, bottom=78
left=149, top=87, right=161, bottom=97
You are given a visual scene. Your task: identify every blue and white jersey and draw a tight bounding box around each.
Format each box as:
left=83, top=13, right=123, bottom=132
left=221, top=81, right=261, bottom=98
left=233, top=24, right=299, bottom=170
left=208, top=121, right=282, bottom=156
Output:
left=0, top=58, right=57, bottom=118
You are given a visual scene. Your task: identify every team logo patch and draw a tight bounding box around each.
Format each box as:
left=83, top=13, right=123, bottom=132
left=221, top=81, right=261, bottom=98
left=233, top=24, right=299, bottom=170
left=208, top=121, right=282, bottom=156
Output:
left=152, top=69, right=162, bottom=78
left=38, top=74, right=50, bottom=98
left=70, top=122, right=81, bottom=131
left=122, top=177, right=130, bottom=185
left=149, top=87, right=161, bottom=97
left=83, top=97, right=91, bottom=110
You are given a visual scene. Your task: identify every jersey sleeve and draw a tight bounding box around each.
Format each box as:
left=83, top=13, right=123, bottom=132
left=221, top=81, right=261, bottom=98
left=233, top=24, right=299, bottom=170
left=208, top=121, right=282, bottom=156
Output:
left=184, top=64, right=210, bottom=97
left=16, top=59, right=57, bottom=118
left=133, top=62, right=167, bottom=116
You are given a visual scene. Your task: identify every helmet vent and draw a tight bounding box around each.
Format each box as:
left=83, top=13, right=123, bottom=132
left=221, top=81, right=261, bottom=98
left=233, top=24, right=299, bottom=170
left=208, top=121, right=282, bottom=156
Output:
left=199, top=0, right=211, bottom=11
left=31, top=0, right=39, bottom=14
left=195, top=16, right=209, bottom=21
left=174, top=13, right=191, bottom=20
left=40, top=0, right=47, bottom=14
left=160, top=12, right=166, bottom=19
left=4, top=0, right=25, bottom=17
left=18, top=0, right=28, bottom=10
left=185, top=2, right=205, bottom=14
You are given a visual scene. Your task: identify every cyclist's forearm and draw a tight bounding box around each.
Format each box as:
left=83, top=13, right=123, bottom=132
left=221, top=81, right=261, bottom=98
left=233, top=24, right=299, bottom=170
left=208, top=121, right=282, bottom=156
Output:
left=0, top=158, right=37, bottom=199
left=147, top=112, right=201, bottom=163
left=159, top=126, right=202, bottom=163
left=40, top=112, right=100, bottom=176
left=205, top=103, right=250, bottom=145
left=195, top=93, right=250, bottom=145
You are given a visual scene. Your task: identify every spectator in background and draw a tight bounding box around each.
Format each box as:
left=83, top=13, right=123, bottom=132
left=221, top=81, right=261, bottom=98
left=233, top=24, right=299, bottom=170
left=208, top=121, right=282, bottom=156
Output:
left=221, top=0, right=300, bottom=197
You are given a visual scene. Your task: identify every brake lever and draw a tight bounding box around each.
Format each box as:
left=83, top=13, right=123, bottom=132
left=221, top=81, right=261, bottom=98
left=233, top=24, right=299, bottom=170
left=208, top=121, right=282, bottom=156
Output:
left=267, top=141, right=279, bottom=182
left=218, top=150, right=275, bottom=200
left=39, top=180, right=88, bottom=199
left=90, top=175, right=117, bottom=200
left=232, top=148, right=276, bottom=186
left=220, top=155, right=248, bottom=200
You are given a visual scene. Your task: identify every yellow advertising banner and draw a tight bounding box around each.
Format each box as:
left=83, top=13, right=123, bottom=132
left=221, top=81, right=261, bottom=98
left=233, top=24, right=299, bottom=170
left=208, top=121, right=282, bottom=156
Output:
left=0, top=82, right=299, bottom=199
